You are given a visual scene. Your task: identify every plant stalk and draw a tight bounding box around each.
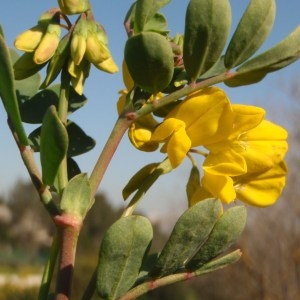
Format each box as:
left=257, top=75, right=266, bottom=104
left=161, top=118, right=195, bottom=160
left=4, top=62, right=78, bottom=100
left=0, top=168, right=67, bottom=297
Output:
left=54, top=214, right=82, bottom=300
left=89, top=116, right=130, bottom=197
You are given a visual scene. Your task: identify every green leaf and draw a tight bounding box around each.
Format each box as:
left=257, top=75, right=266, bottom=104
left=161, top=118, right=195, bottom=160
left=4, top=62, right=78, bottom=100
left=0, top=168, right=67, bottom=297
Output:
left=0, top=32, right=28, bottom=145
left=224, top=0, right=276, bottom=69
left=122, top=159, right=173, bottom=201
left=28, top=120, right=94, bottom=157
left=186, top=205, right=246, bottom=270
left=19, top=84, right=88, bottom=124
left=40, top=105, right=68, bottom=185
left=13, top=51, right=47, bottom=80
left=143, top=12, right=169, bottom=34
left=97, top=215, right=153, bottom=300
left=0, top=24, right=4, bottom=37
left=183, top=0, right=231, bottom=81
left=225, top=26, right=300, bottom=87
left=186, top=165, right=201, bottom=203
left=67, top=157, right=81, bottom=180
left=198, top=55, right=227, bottom=79
left=9, top=49, right=41, bottom=102
left=67, top=121, right=95, bottom=157
left=60, top=173, right=92, bottom=219
left=194, top=249, right=242, bottom=276
left=20, top=89, right=59, bottom=123
left=122, top=163, right=159, bottom=200
left=134, top=0, right=171, bottom=33
left=150, top=198, right=222, bottom=277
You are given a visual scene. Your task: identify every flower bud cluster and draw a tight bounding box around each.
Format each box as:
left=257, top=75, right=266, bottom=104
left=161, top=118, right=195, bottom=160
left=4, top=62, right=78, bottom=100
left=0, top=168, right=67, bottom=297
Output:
left=14, top=9, right=61, bottom=65
left=13, top=6, right=118, bottom=95
left=68, top=11, right=118, bottom=94
left=58, top=0, right=90, bottom=15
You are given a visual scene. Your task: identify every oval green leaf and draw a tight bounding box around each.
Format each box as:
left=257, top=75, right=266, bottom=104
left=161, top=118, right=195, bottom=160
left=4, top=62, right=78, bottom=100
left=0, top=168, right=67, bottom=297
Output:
left=225, top=26, right=300, bottom=87
left=40, top=105, right=68, bottom=185
left=0, top=33, right=28, bottom=145
left=67, top=121, right=95, bottom=157
left=186, top=205, right=246, bottom=270
left=122, top=163, right=159, bottom=200
left=97, top=215, right=153, bottom=300
left=224, top=0, right=276, bottom=69
left=60, top=173, right=92, bottom=219
left=183, top=0, right=231, bottom=81
left=134, top=0, right=171, bottom=33
left=150, top=198, right=222, bottom=278
left=19, top=84, right=87, bottom=124
left=186, top=165, right=201, bottom=203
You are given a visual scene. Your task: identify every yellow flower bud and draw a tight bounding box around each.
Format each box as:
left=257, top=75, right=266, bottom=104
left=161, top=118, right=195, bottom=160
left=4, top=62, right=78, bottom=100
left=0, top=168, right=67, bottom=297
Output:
left=85, top=35, right=111, bottom=65
left=33, top=23, right=61, bottom=64
left=14, top=25, right=45, bottom=52
left=68, top=58, right=90, bottom=95
left=71, top=34, right=87, bottom=65
left=94, top=57, right=119, bottom=74
left=58, top=0, right=91, bottom=15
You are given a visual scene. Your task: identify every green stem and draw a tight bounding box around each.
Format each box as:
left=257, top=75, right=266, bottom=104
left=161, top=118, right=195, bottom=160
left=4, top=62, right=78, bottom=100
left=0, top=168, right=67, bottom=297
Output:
left=57, top=67, right=70, bottom=193
left=134, top=71, right=236, bottom=120
left=120, top=272, right=197, bottom=300
left=38, top=232, right=60, bottom=300
left=89, top=116, right=130, bottom=197
left=54, top=214, right=82, bottom=300
left=9, top=119, right=60, bottom=217
left=119, top=250, right=242, bottom=300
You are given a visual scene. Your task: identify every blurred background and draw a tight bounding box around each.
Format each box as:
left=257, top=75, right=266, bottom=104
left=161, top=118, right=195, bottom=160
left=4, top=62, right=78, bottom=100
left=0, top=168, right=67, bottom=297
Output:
left=0, top=1, right=300, bottom=299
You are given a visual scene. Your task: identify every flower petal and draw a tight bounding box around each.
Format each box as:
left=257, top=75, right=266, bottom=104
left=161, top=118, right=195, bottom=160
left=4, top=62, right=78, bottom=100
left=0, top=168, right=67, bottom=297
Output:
left=203, top=149, right=247, bottom=176
left=151, top=118, right=185, bottom=142
left=167, top=87, right=233, bottom=146
left=166, top=127, right=191, bottom=168
left=202, top=170, right=236, bottom=204
left=231, top=104, right=265, bottom=137
left=234, top=161, right=287, bottom=207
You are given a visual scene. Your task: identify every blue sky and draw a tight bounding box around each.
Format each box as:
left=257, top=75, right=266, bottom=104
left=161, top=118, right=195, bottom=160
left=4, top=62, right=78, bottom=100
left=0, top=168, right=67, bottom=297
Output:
left=0, top=1, right=300, bottom=216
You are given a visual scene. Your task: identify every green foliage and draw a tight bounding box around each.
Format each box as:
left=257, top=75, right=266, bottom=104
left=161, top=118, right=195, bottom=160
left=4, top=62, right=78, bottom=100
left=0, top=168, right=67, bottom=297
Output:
left=0, top=28, right=28, bottom=145
left=186, top=165, right=201, bottom=203
left=183, top=0, right=231, bottom=81
left=60, top=173, right=92, bottom=218
left=97, top=215, right=153, bottom=299
left=149, top=199, right=223, bottom=277
left=19, top=84, right=87, bottom=124
left=187, top=205, right=247, bottom=270
left=134, top=0, right=171, bottom=33
left=224, top=0, right=276, bottom=69
left=225, top=26, right=300, bottom=87
left=0, top=1, right=299, bottom=299
left=40, top=105, right=68, bottom=185
left=124, top=32, right=174, bottom=94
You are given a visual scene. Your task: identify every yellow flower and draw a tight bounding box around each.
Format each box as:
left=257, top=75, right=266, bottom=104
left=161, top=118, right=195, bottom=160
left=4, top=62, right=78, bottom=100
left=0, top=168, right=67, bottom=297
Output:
left=193, top=105, right=288, bottom=206
left=150, top=87, right=233, bottom=167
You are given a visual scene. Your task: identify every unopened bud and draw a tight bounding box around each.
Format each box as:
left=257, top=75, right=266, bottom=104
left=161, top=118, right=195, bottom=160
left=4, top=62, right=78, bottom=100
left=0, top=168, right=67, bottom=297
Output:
left=71, top=34, right=87, bottom=65
left=34, top=23, right=61, bottom=64
left=94, top=57, right=118, bottom=74
left=85, top=36, right=110, bottom=65
left=68, top=58, right=90, bottom=95
left=14, top=25, right=46, bottom=52
left=58, top=0, right=91, bottom=15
